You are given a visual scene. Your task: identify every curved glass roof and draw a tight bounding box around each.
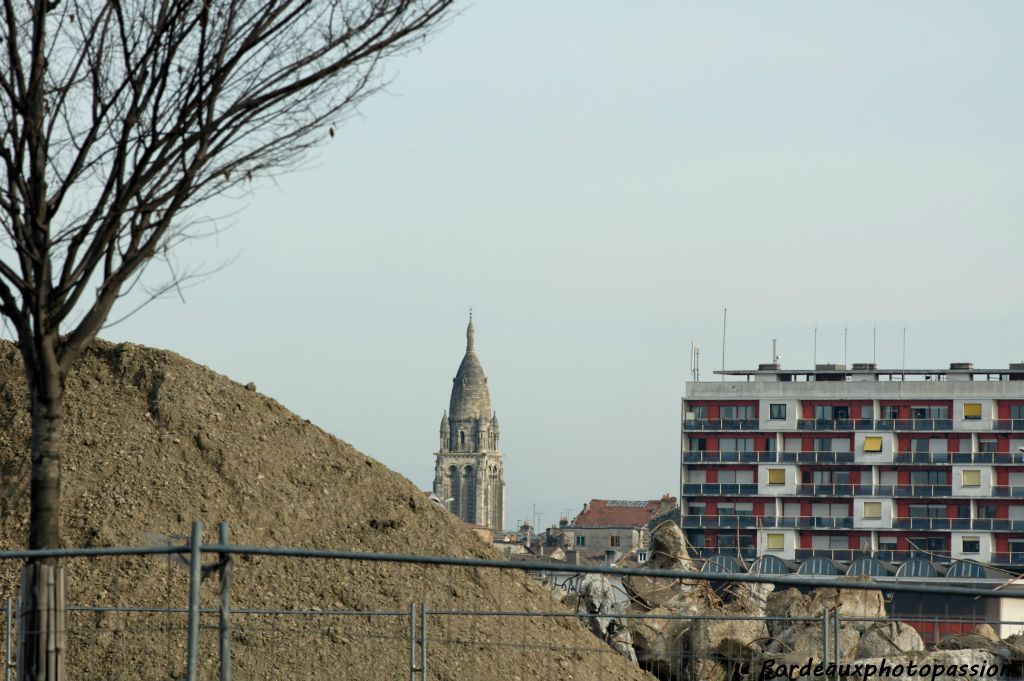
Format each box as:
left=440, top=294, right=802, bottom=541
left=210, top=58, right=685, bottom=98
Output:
left=947, top=561, right=987, bottom=579
left=847, top=557, right=889, bottom=577
left=700, top=554, right=745, bottom=574
left=750, top=555, right=790, bottom=575
left=895, top=559, right=938, bottom=578
left=796, top=557, right=838, bottom=576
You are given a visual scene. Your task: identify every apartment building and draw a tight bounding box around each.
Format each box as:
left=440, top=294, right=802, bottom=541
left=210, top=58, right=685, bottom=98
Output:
left=680, top=362, right=1024, bottom=570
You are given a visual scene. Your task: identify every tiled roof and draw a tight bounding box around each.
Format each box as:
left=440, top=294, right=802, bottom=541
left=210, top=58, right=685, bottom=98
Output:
left=572, top=498, right=675, bottom=528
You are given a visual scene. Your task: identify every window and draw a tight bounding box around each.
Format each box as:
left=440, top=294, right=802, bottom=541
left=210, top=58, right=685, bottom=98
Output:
left=690, top=405, right=708, bottom=419
left=908, top=537, right=947, bottom=553
left=767, top=468, right=786, bottom=485
left=718, top=503, right=735, bottom=516
left=930, top=439, right=949, bottom=454
left=961, top=537, right=980, bottom=554
left=718, top=470, right=737, bottom=484
left=881, top=405, right=900, bottom=419
left=770, top=404, right=787, bottom=420
left=609, top=535, right=620, bottom=547
left=1012, top=406, right=1024, bottom=420
left=863, top=502, right=882, bottom=519
left=962, top=470, right=982, bottom=487
left=911, top=439, right=929, bottom=454
left=735, top=502, right=754, bottom=516
left=720, top=438, right=755, bottom=453
left=575, top=535, right=585, bottom=547
left=908, top=504, right=946, bottom=518
left=690, top=437, right=708, bottom=451
left=910, top=470, right=946, bottom=486
left=979, top=440, right=998, bottom=453
left=687, top=503, right=706, bottom=517
left=811, top=535, right=847, bottom=550
left=978, top=504, right=998, bottom=519
left=878, top=536, right=898, bottom=550
left=833, top=406, right=850, bottom=420
left=720, top=405, right=755, bottom=419
left=863, top=436, right=883, bottom=453
left=766, top=533, right=785, bottom=551
left=964, top=403, right=983, bottom=420
left=860, top=405, right=874, bottom=419
left=814, top=405, right=833, bottom=420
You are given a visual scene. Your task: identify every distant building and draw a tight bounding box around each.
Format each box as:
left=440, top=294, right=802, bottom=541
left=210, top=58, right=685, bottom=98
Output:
left=565, top=496, right=678, bottom=556
left=432, top=316, right=505, bottom=531
left=681, top=361, right=1024, bottom=569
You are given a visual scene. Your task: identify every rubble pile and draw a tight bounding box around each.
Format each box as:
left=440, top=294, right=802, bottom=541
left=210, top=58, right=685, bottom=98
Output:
left=573, top=521, right=1024, bottom=681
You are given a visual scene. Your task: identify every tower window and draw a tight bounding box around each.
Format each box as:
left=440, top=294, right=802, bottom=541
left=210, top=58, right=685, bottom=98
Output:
left=460, top=431, right=465, bottom=447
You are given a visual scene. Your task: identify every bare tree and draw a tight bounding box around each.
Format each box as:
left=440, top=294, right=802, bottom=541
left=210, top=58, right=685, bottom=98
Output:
left=0, top=0, right=453, bottom=676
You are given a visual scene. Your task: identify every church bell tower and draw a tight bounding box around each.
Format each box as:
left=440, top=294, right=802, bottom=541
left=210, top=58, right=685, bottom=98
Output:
left=432, top=315, right=505, bottom=531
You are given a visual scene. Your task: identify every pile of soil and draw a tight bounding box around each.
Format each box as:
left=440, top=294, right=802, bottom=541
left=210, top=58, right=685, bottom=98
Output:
left=0, top=340, right=652, bottom=680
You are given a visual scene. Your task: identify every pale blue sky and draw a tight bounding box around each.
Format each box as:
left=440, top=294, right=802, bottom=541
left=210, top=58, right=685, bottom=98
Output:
left=92, top=2, right=1023, bottom=530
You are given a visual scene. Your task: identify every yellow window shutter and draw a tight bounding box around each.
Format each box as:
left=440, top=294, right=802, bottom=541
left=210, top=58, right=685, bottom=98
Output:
left=767, top=468, right=785, bottom=485
left=766, top=534, right=784, bottom=550
left=863, top=502, right=882, bottom=519
left=964, top=403, right=983, bottom=419
left=962, top=470, right=981, bottom=487
left=864, top=436, right=883, bottom=453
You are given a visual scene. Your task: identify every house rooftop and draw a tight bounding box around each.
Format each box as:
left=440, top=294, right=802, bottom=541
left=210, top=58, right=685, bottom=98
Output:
left=572, top=496, right=677, bottom=528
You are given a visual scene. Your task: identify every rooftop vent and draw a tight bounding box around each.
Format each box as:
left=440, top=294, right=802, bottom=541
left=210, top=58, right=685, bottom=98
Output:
left=758, top=363, right=781, bottom=371
left=950, top=362, right=973, bottom=371
left=815, top=363, right=846, bottom=371
left=852, top=363, right=878, bottom=371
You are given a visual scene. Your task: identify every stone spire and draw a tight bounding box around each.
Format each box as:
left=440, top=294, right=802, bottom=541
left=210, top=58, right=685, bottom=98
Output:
left=449, top=313, right=491, bottom=421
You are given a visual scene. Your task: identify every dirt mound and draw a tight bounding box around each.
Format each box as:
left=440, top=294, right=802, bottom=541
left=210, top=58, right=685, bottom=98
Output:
left=0, top=340, right=652, bottom=680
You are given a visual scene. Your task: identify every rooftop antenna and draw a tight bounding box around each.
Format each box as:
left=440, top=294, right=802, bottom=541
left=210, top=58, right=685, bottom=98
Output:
left=721, top=308, right=727, bottom=381
left=873, top=325, right=877, bottom=364
left=813, top=325, right=818, bottom=366
left=772, top=338, right=778, bottom=365
left=690, top=342, right=701, bottom=382
left=901, top=327, right=907, bottom=380
left=844, top=324, right=848, bottom=366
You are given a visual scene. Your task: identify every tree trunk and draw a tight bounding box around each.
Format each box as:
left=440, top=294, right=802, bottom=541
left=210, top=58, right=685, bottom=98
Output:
left=19, top=369, right=66, bottom=681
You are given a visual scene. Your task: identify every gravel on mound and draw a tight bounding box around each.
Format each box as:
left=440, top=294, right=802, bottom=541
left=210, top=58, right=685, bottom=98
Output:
left=0, top=339, right=653, bottom=680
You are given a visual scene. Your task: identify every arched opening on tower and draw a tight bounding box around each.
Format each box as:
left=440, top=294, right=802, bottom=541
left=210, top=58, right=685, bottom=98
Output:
left=459, top=431, right=465, bottom=448
left=447, top=465, right=459, bottom=516
left=463, top=465, right=476, bottom=524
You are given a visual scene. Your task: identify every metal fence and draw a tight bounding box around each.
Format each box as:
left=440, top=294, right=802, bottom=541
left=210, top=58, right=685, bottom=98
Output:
left=3, top=521, right=1024, bottom=680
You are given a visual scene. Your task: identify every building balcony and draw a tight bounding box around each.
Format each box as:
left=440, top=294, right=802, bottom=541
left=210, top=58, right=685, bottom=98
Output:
left=891, top=517, right=1024, bottom=531
left=682, top=419, right=759, bottom=431
left=689, top=546, right=759, bottom=561
left=681, top=483, right=759, bottom=496
left=993, top=419, right=1024, bottom=431
left=683, top=450, right=1024, bottom=465
left=793, top=549, right=953, bottom=562
left=680, top=515, right=854, bottom=530
left=990, top=553, right=1024, bottom=566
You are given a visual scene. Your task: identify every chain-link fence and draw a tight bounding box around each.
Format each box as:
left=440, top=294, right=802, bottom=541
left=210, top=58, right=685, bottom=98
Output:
left=3, top=521, right=1024, bottom=680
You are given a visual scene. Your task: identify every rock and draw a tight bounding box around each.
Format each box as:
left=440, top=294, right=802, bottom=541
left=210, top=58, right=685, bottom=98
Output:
left=691, top=603, right=770, bottom=660
left=855, top=621, right=925, bottom=658
left=629, top=604, right=698, bottom=674
left=724, top=581, right=774, bottom=614
left=244, top=382, right=256, bottom=391
left=622, top=521, right=702, bottom=611
left=767, top=623, right=860, bottom=665
left=765, top=589, right=814, bottom=636
left=646, top=521, right=692, bottom=569
left=577, top=574, right=638, bottom=666
left=687, top=658, right=727, bottom=681
left=806, top=578, right=886, bottom=624
left=936, top=631, right=1006, bottom=652
left=976, top=623, right=1002, bottom=643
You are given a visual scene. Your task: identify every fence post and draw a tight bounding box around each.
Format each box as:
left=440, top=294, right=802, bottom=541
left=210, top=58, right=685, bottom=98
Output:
left=186, top=521, right=203, bottom=681
left=821, top=609, right=830, bottom=669
left=420, top=601, right=427, bottom=681
left=5, top=597, right=12, bottom=681
left=408, top=603, right=417, bottom=681
left=832, top=609, right=841, bottom=681
left=218, top=522, right=232, bottom=681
